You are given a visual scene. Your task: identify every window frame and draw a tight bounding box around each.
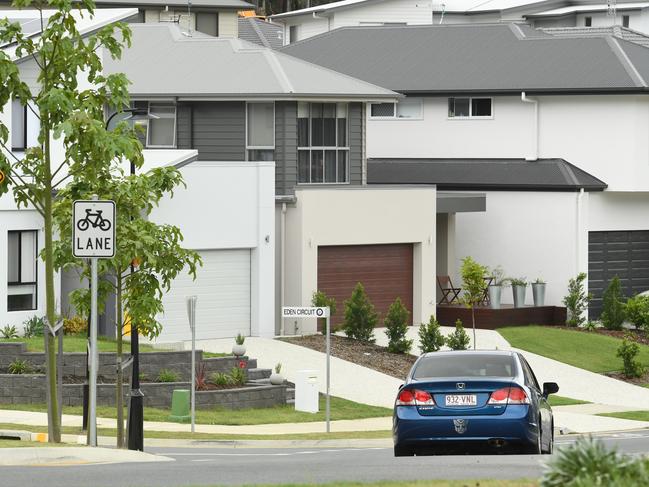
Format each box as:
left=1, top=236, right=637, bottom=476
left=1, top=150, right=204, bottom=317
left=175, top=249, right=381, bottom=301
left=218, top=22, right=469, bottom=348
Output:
left=246, top=101, right=275, bottom=162
left=146, top=102, right=177, bottom=149
left=584, top=16, right=592, bottom=27
left=369, top=99, right=424, bottom=120
left=297, top=102, right=350, bottom=185
left=7, top=229, right=38, bottom=312
left=623, top=15, right=630, bottom=28
left=447, top=97, right=494, bottom=120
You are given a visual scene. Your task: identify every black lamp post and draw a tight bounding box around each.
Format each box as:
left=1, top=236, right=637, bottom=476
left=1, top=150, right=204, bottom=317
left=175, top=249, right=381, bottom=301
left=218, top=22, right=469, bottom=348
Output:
left=81, top=107, right=152, bottom=443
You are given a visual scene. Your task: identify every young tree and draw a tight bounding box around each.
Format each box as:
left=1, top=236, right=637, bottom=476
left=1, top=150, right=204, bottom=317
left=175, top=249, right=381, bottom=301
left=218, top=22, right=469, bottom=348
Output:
left=460, top=256, right=488, bottom=350
left=418, top=315, right=446, bottom=354
left=384, top=297, right=412, bottom=354
left=0, top=1, right=135, bottom=442
left=311, top=290, right=336, bottom=333
left=563, top=273, right=590, bottom=327
left=601, top=276, right=626, bottom=331
left=53, top=167, right=201, bottom=447
left=342, top=282, right=377, bottom=343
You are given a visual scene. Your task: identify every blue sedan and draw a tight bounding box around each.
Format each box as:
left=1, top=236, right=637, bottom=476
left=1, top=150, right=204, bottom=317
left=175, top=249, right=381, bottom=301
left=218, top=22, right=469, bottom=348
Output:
left=393, top=350, right=559, bottom=456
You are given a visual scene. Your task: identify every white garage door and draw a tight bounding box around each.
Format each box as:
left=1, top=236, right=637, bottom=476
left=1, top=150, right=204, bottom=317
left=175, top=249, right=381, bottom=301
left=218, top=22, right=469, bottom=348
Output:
left=159, top=249, right=251, bottom=342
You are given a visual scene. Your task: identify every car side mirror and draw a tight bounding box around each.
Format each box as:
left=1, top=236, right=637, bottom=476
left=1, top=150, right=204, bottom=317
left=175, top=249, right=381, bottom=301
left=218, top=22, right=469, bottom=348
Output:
left=543, top=382, right=559, bottom=397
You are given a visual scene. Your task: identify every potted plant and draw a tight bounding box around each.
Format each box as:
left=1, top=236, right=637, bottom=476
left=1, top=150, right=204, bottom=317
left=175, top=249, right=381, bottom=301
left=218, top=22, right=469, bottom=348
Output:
left=269, top=362, right=284, bottom=385
left=487, top=266, right=508, bottom=310
left=232, top=333, right=246, bottom=357
left=532, top=278, right=547, bottom=307
left=510, top=277, right=527, bottom=308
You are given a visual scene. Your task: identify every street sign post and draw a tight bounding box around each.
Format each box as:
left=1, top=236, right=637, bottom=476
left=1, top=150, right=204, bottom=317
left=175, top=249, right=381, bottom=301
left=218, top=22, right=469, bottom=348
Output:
left=186, top=296, right=197, bottom=433
left=281, top=306, right=331, bottom=433
left=73, top=199, right=115, bottom=447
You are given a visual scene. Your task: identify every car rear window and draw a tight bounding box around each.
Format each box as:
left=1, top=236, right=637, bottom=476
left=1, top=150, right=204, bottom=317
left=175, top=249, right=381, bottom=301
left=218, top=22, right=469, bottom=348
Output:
left=412, top=354, right=516, bottom=379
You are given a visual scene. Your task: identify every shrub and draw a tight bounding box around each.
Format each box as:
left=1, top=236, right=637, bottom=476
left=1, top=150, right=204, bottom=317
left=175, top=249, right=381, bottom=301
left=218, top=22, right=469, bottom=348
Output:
left=383, top=297, right=412, bottom=354
left=312, top=290, right=337, bottom=333
left=601, top=276, right=626, bottom=330
left=195, top=363, right=208, bottom=391
left=342, top=282, right=377, bottom=343
left=22, top=316, right=45, bottom=338
left=617, top=334, right=644, bottom=378
left=235, top=333, right=245, bottom=346
left=563, top=273, right=590, bottom=327
left=625, top=295, right=649, bottom=331
left=230, top=366, right=247, bottom=386
left=583, top=321, right=598, bottom=332
left=418, top=315, right=446, bottom=353
left=446, top=320, right=470, bottom=350
left=8, top=359, right=33, bottom=374
left=274, top=362, right=282, bottom=374
left=63, top=315, right=88, bottom=335
left=541, top=436, right=649, bottom=487
left=157, top=369, right=180, bottom=383
left=211, top=372, right=231, bottom=387
left=1, top=325, right=19, bottom=339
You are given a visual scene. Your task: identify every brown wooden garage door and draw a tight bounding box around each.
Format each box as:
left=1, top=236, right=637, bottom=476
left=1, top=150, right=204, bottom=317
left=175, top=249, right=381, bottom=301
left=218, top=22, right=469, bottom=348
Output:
left=317, top=244, right=413, bottom=327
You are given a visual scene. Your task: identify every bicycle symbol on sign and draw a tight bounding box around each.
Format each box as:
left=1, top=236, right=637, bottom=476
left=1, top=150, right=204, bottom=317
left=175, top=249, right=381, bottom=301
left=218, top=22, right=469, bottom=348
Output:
left=76, top=209, right=112, bottom=231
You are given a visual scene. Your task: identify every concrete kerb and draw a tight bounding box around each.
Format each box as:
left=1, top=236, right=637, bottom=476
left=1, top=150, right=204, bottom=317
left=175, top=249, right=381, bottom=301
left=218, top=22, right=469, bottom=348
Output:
left=0, top=447, right=175, bottom=466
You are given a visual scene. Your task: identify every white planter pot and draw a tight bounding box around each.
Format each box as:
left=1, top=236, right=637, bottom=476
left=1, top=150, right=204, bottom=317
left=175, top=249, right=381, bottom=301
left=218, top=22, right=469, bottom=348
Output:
left=532, top=283, right=546, bottom=307
left=269, top=373, right=284, bottom=385
left=488, top=285, right=502, bottom=309
left=512, top=285, right=527, bottom=308
left=232, top=344, right=246, bottom=357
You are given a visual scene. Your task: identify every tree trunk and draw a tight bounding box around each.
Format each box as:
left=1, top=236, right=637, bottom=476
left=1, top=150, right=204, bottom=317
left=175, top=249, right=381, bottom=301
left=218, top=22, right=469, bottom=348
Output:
left=43, top=124, right=61, bottom=443
left=116, top=273, right=125, bottom=448
left=471, top=306, right=476, bottom=350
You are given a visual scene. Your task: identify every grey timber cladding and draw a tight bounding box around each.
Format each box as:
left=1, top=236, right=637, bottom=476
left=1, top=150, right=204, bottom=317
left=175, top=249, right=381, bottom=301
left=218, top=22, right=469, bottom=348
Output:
left=177, top=101, right=245, bottom=161
left=349, top=102, right=362, bottom=186
left=275, top=102, right=298, bottom=196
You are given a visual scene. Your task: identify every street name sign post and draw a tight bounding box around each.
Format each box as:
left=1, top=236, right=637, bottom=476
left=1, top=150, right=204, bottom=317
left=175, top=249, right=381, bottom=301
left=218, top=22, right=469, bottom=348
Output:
left=73, top=199, right=115, bottom=447
left=186, top=296, right=198, bottom=433
left=281, top=306, right=331, bottom=432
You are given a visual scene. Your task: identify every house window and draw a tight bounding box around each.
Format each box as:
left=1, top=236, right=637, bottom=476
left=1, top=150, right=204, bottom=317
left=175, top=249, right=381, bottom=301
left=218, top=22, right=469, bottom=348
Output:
left=369, top=99, right=423, bottom=119
left=12, top=99, right=39, bottom=151
left=7, top=230, right=38, bottom=312
left=297, top=102, right=348, bottom=184
left=146, top=103, right=176, bottom=148
left=247, top=102, right=275, bottom=161
left=623, top=15, right=630, bottom=28
left=585, top=16, right=592, bottom=27
left=289, top=25, right=298, bottom=44
left=448, top=97, right=492, bottom=118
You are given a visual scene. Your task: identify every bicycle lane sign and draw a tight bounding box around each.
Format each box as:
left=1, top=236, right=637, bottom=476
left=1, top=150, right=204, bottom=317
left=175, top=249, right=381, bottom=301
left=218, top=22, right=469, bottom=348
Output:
left=73, top=200, right=116, bottom=258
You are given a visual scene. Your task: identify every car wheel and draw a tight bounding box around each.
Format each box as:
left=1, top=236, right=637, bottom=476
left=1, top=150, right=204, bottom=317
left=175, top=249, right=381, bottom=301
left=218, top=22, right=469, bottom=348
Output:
left=542, top=421, right=554, bottom=455
left=529, top=420, right=543, bottom=454
left=394, top=445, right=414, bottom=457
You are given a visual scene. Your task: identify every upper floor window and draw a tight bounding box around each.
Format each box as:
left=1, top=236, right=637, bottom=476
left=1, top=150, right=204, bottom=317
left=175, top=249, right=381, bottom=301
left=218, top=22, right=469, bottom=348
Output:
left=448, top=97, right=492, bottom=119
left=369, top=98, right=423, bottom=119
left=623, top=15, right=630, bottom=28
left=146, top=103, right=176, bottom=148
left=297, top=102, right=348, bottom=184
left=585, top=16, right=592, bottom=27
left=7, top=230, right=38, bottom=312
left=12, top=99, right=39, bottom=151
left=289, top=25, right=298, bottom=44
left=247, top=102, right=274, bottom=161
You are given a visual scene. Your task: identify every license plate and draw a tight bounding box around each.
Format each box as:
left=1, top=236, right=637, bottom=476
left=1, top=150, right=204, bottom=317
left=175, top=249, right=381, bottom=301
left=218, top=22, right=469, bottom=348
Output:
left=445, top=394, right=477, bottom=406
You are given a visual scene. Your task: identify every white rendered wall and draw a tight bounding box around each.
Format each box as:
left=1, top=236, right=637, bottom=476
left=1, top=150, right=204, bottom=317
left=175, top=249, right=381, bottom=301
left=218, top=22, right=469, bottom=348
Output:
left=283, top=186, right=436, bottom=334
left=149, top=161, right=275, bottom=338
left=283, top=16, right=329, bottom=44
left=454, top=191, right=588, bottom=307
left=588, top=191, right=649, bottom=231
left=333, top=0, right=434, bottom=28
left=367, top=95, right=649, bottom=191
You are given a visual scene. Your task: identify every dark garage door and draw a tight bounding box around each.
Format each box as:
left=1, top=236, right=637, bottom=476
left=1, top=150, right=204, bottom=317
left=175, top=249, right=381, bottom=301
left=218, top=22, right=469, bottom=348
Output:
left=588, top=230, right=649, bottom=318
left=317, top=244, right=413, bottom=327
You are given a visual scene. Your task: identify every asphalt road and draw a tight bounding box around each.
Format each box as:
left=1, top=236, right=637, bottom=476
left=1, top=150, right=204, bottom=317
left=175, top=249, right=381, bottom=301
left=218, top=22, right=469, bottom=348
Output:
left=2, top=431, right=649, bottom=487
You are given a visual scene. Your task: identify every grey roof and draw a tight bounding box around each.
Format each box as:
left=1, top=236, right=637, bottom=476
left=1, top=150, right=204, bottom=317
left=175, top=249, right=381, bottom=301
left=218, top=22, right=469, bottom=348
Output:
left=238, top=17, right=283, bottom=49
left=367, top=158, right=607, bottom=191
left=542, top=26, right=649, bottom=48
left=93, top=0, right=254, bottom=8
left=281, top=23, right=649, bottom=93
left=103, top=23, right=398, bottom=100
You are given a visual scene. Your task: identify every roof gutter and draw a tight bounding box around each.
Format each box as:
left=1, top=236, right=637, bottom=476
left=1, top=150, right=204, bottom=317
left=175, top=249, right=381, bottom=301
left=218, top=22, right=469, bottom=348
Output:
left=521, top=91, right=538, bottom=161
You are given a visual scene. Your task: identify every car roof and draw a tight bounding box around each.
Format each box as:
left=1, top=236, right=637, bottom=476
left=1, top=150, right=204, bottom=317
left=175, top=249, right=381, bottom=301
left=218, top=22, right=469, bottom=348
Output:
left=421, top=350, right=517, bottom=359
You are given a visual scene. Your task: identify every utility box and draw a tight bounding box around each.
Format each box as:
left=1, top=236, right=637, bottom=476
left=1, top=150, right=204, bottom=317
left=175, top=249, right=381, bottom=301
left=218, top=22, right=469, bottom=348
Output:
left=169, top=389, right=191, bottom=423
left=295, top=369, right=319, bottom=413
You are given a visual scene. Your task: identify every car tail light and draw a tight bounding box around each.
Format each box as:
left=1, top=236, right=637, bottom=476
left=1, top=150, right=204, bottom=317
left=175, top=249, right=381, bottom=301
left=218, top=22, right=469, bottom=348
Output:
left=396, top=389, right=435, bottom=406
left=488, top=387, right=530, bottom=405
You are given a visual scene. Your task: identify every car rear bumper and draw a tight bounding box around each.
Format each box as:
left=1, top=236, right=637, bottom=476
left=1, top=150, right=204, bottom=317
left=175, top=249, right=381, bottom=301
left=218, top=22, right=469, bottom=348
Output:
left=393, top=405, right=538, bottom=452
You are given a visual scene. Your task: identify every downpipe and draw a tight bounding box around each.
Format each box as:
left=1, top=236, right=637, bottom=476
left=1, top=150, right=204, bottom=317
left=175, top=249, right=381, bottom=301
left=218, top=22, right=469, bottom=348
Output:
left=521, top=92, right=539, bottom=161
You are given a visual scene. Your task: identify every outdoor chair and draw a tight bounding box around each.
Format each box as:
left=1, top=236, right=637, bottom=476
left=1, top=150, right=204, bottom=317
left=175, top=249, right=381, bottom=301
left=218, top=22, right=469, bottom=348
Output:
left=437, top=275, right=461, bottom=305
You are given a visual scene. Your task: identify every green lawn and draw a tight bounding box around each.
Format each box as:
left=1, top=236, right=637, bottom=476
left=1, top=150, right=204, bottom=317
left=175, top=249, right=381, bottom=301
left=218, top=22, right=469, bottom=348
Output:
left=598, top=411, right=649, bottom=422
left=205, top=481, right=537, bottom=487
left=0, top=335, right=163, bottom=353
left=547, top=395, right=589, bottom=407
left=1, top=395, right=391, bottom=425
left=0, top=439, right=72, bottom=448
left=498, top=326, right=649, bottom=373
left=0, top=423, right=391, bottom=441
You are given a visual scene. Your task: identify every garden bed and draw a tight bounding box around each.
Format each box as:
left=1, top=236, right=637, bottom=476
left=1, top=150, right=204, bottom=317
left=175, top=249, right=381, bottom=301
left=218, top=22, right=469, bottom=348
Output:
left=280, top=335, right=417, bottom=380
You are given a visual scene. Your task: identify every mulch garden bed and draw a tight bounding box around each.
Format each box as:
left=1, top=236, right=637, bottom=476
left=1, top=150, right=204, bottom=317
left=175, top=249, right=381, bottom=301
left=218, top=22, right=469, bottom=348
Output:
left=604, top=370, right=649, bottom=387
left=554, top=326, right=649, bottom=346
left=279, top=334, right=417, bottom=380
